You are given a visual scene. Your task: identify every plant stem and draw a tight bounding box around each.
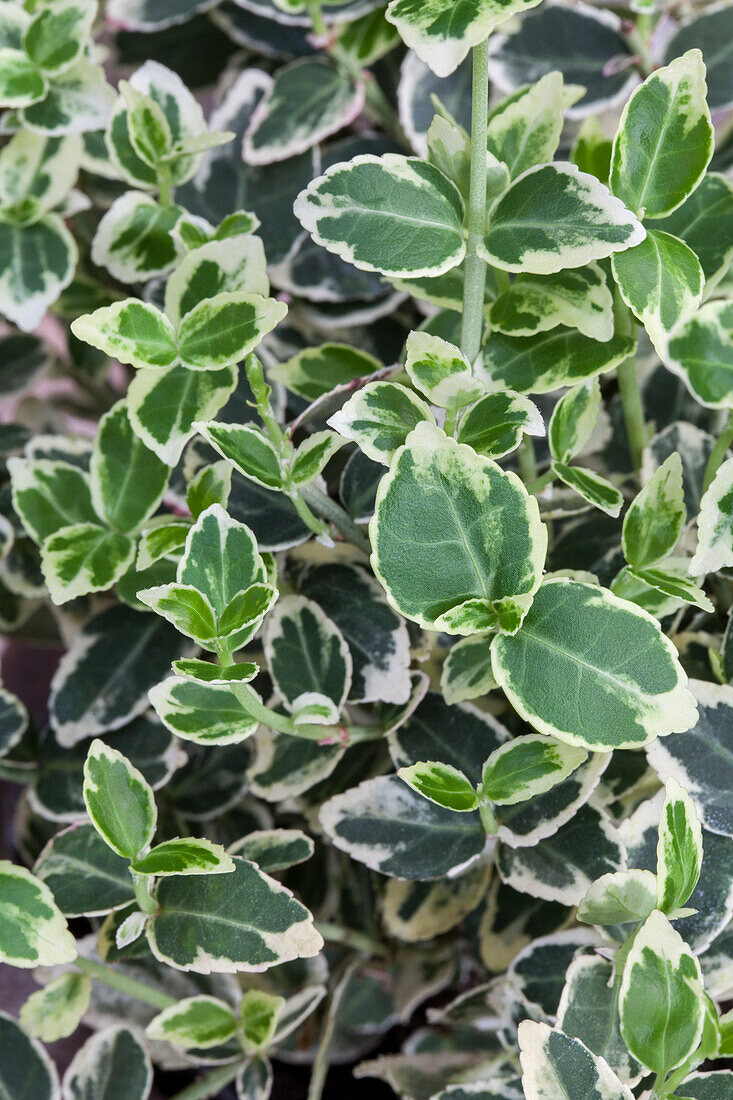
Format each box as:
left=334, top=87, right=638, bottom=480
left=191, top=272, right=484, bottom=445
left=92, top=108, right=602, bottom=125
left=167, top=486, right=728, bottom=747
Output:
left=300, top=485, right=371, bottom=556
left=74, top=956, right=176, bottom=1011
left=518, top=437, right=537, bottom=484
left=703, top=411, right=733, bottom=493
left=460, top=40, right=490, bottom=367
left=170, top=1064, right=240, bottom=1100
left=157, top=163, right=173, bottom=207
left=526, top=468, right=555, bottom=495
left=289, top=490, right=332, bottom=540
left=315, top=921, right=389, bottom=956
left=617, top=356, right=646, bottom=476
left=307, top=960, right=360, bottom=1100
left=131, top=871, right=157, bottom=915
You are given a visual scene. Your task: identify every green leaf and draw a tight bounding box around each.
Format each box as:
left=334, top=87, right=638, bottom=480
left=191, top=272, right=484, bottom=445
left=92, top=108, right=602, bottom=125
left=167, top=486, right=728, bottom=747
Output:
left=0, top=686, right=28, bottom=757
left=557, top=955, right=641, bottom=1086
left=623, top=453, right=686, bottom=568
left=63, top=1026, right=152, bottom=1100
left=480, top=163, right=645, bottom=275
left=198, top=422, right=283, bottom=490
left=441, top=635, right=497, bottom=704
left=71, top=300, right=178, bottom=371
left=610, top=50, right=714, bottom=219
left=240, top=989, right=285, bottom=1052
left=146, top=996, right=237, bottom=1049
left=657, top=776, right=703, bottom=914
left=619, top=909, right=704, bottom=1076
left=577, top=868, right=657, bottom=926
left=8, top=457, right=97, bottom=544
left=83, top=739, right=157, bottom=859
left=612, top=229, right=704, bottom=352
left=398, top=761, right=479, bottom=812
left=666, top=300, right=733, bottom=410
left=571, top=118, right=612, bottom=184
left=328, top=381, right=434, bottom=466
left=478, top=328, right=636, bottom=395
left=491, top=578, right=697, bottom=751
left=265, top=595, right=352, bottom=709
left=627, top=567, right=713, bottom=613
left=91, top=402, right=170, bottom=534
left=178, top=504, right=266, bottom=619
left=385, top=0, right=543, bottom=78
left=131, top=837, right=234, bottom=876
left=549, top=378, right=601, bottom=464
left=0, top=1013, right=60, bottom=1100
left=320, top=774, right=485, bottom=880
left=164, top=236, right=269, bottom=328
left=172, top=658, right=258, bottom=684
left=146, top=855, right=323, bottom=973
left=269, top=343, right=382, bottom=402
left=650, top=173, right=733, bottom=292
left=0, top=130, right=82, bottom=217
left=236, top=1058, right=273, bottom=1100
left=486, top=71, right=582, bottom=179
left=21, top=58, right=115, bottom=135
left=692, top=457, right=733, bottom=575
left=137, top=583, right=218, bottom=645
left=481, top=735, right=587, bottom=806
left=243, top=57, right=363, bottom=166
left=405, top=331, right=485, bottom=407
left=456, top=391, right=543, bottom=459
left=149, top=675, right=260, bottom=746
left=119, top=80, right=172, bottom=168
left=0, top=47, right=47, bottom=108
left=24, top=1, right=95, bottom=78
left=34, top=822, right=135, bottom=916
left=91, top=191, right=183, bottom=283
left=0, top=214, right=76, bottom=331
left=489, top=263, right=614, bottom=342
left=498, top=803, right=624, bottom=905
left=290, top=430, right=344, bottom=486
left=294, top=154, right=466, bottom=278
left=127, top=362, right=237, bottom=466
left=0, top=860, right=76, bottom=967
left=177, top=292, right=287, bottom=372
left=518, top=1021, right=634, bottom=1100
left=229, top=829, right=314, bottom=874
left=186, top=461, right=231, bottom=520
left=20, top=972, right=91, bottom=1043
left=552, top=464, right=624, bottom=518
left=371, top=422, right=546, bottom=633
left=41, top=522, right=136, bottom=604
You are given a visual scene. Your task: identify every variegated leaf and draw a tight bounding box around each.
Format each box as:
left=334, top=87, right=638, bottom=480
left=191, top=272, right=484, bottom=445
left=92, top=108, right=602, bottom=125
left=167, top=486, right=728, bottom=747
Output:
left=666, top=300, right=733, bottom=409
left=489, top=263, right=614, bottom=342
left=519, top=1021, right=634, bottom=1100
left=328, top=381, right=434, bottom=465
left=692, top=457, right=733, bottom=575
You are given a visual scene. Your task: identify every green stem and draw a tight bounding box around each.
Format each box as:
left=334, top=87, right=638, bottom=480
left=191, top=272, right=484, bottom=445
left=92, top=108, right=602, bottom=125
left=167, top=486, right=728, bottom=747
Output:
left=460, top=40, right=490, bottom=367
left=518, top=437, right=537, bottom=484
left=289, top=490, right=331, bottom=540
left=526, top=468, right=555, bottom=495
left=617, top=356, right=646, bottom=476
left=131, top=871, right=157, bottom=916
left=308, top=960, right=360, bottom=1100
left=170, top=1064, right=240, bottom=1100
left=214, top=638, right=234, bottom=668
left=703, top=411, right=733, bottom=493
left=300, top=485, right=371, bottom=556
left=478, top=799, right=497, bottom=835
left=74, top=956, right=176, bottom=1011
left=157, top=163, right=173, bottom=207
left=315, top=921, right=389, bottom=956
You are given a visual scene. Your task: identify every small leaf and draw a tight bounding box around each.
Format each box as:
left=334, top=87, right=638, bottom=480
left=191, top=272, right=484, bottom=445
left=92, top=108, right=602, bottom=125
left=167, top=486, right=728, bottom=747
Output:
left=289, top=430, right=344, bottom=486
left=20, top=973, right=91, bottom=1043
left=481, top=735, right=587, bottom=806
left=404, top=331, right=484, bottom=407
left=622, top=453, right=686, bottom=569
left=489, top=263, right=614, bottom=342
left=269, top=342, right=381, bottom=402
left=0, top=47, right=47, bottom=109
left=131, top=837, right=235, bottom=877
left=71, top=300, right=178, bottom=371
left=519, top=1021, right=634, bottom=1100
left=0, top=861, right=77, bottom=967
left=692, top=457, right=733, bottom=575
left=172, top=658, right=259, bottom=684
left=119, top=80, right=172, bottom=168
left=487, top=71, right=582, bottom=179
left=548, top=379, right=601, bottom=464
left=165, top=236, right=269, bottom=328
left=619, top=909, right=704, bottom=1076
left=186, top=461, right=232, bottom=520
left=91, top=402, right=170, bottom=534
left=328, top=381, right=434, bottom=466
left=294, top=154, right=466, bottom=278
left=552, top=464, right=623, bottom=518
left=456, top=391, right=544, bottom=459
left=610, top=50, right=713, bottom=219
left=627, top=567, right=713, bottom=613
left=240, top=989, right=285, bottom=1052
left=62, top=1026, right=152, bottom=1100
left=137, top=583, right=219, bottom=646
left=657, top=776, right=703, bottom=915
left=398, top=761, right=479, bottom=812
left=481, top=163, right=645, bottom=275
left=146, top=995, right=237, bottom=1049
left=265, top=595, right=352, bottom=709
left=218, top=582, right=278, bottom=638
left=41, top=522, right=136, bottom=605
left=666, top=300, right=733, bottom=409
left=23, top=1, right=95, bottom=78
left=577, top=868, right=657, bottom=926
left=197, top=422, right=283, bottom=490
left=83, top=739, right=157, bottom=859
left=291, top=692, right=339, bottom=728
left=149, top=676, right=260, bottom=747
left=177, top=292, right=287, bottom=372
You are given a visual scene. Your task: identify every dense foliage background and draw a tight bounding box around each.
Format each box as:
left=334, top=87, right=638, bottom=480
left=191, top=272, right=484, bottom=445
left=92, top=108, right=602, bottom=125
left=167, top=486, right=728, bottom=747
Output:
left=1, top=0, right=733, bottom=1098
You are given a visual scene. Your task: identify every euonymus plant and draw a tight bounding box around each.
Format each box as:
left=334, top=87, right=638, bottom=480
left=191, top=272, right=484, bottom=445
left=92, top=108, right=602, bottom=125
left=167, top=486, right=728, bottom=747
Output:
left=0, top=0, right=733, bottom=1098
